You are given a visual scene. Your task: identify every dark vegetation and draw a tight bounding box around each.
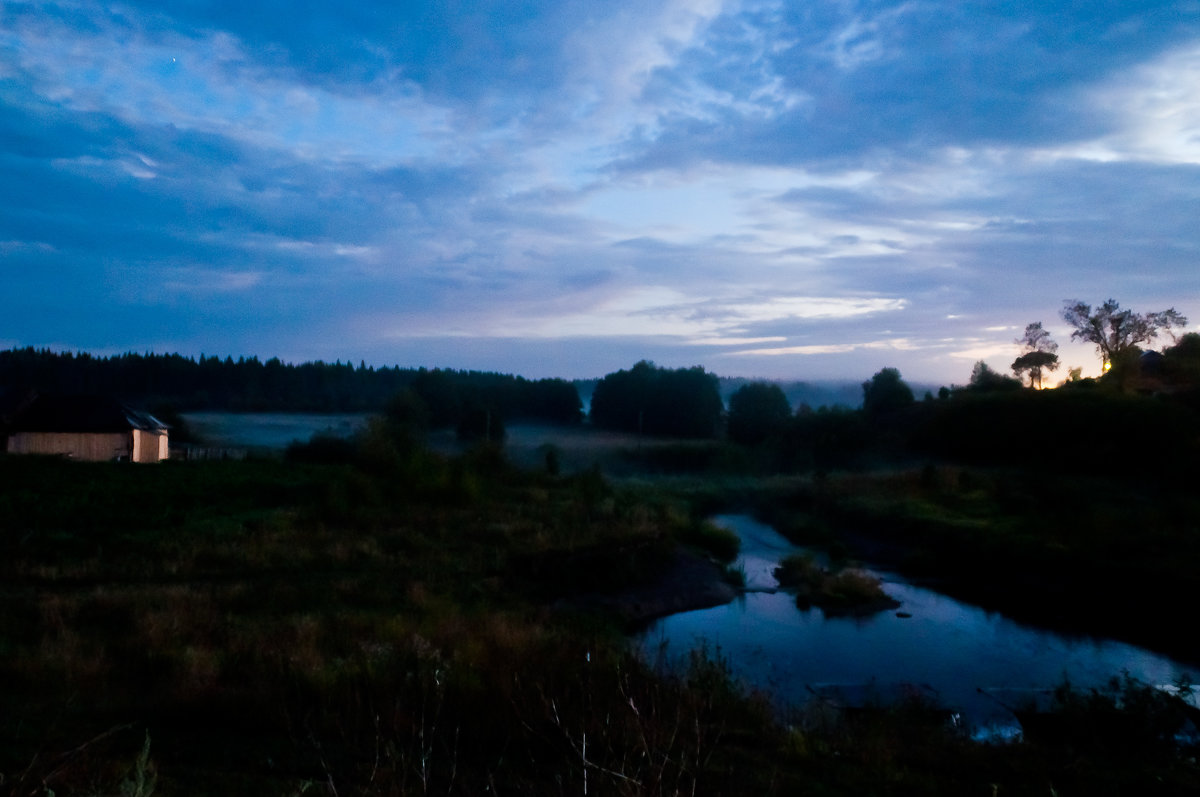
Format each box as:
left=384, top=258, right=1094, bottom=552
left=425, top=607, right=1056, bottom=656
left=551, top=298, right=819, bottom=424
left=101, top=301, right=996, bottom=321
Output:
left=589, top=360, right=724, bottom=438
left=755, top=461, right=1200, bottom=664
left=773, top=553, right=901, bottom=615
left=727, top=333, right=1200, bottom=664
left=726, top=381, right=792, bottom=446
left=0, top=446, right=756, bottom=795
left=4, top=433, right=1200, bottom=794
left=4, top=321, right=1200, bottom=794
left=0, top=348, right=582, bottom=428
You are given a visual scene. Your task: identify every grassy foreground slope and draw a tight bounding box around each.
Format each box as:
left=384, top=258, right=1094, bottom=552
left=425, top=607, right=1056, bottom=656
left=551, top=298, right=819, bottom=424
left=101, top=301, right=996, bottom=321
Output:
left=0, top=448, right=783, bottom=795
left=2, top=438, right=1199, bottom=795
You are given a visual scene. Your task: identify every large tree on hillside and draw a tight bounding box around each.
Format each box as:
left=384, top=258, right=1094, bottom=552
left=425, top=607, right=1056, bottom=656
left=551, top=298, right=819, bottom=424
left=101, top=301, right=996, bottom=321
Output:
left=1011, top=322, right=1060, bottom=389
left=727, top=382, right=792, bottom=445
left=1061, top=299, right=1187, bottom=371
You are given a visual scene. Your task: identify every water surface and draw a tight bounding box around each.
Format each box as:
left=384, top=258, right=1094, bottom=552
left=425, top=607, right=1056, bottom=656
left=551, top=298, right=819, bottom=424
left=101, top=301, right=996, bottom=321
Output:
left=639, top=515, right=1196, bottom=737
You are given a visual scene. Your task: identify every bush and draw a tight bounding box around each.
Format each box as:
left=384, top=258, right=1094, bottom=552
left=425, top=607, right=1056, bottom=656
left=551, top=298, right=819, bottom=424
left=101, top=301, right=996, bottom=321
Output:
left=774, top=554, right=899, bottom=615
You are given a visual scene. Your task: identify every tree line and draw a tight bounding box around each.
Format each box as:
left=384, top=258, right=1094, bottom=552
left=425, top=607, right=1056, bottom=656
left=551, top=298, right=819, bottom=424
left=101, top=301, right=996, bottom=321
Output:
left=4, top=297, right=1193, bottom=453
left=0, top=348, right=582, bottom=427
left=578, top=299, right=1199, bottom=476
left=729, top=298, right=1200, bottom=472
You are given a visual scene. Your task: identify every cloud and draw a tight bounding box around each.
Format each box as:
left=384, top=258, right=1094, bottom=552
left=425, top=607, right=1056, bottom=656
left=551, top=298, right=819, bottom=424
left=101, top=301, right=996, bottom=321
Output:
left=686, top=336, right=788, bottom=347
left=161, top=269, right=265, bottom=296
left=946, top=341, right=1020, bottom=362
left=727, top=337, right=919, bottom=357
left=2, top=0, right=1198, bottom=383
left=611, top=1, right=1200, bottom=175
left=1038, top=41, right=1200, bottom=165
left=373, top=285, right=908, bottom=358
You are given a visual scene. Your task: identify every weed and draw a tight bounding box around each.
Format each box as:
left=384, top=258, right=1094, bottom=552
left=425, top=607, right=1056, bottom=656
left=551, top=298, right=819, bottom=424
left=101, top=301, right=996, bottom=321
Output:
left=678, top=518, right=740, bottom=563
left=119, top=733, right=156, bottom=797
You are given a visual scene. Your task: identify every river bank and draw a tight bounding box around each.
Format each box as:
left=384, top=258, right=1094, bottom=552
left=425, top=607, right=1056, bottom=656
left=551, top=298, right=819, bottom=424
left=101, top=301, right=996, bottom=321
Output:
left=742, top=466, right=1200, bottom=671
left=558, top=547, right=740, bottom=626
left=636, top=515, right=1199, bottom=742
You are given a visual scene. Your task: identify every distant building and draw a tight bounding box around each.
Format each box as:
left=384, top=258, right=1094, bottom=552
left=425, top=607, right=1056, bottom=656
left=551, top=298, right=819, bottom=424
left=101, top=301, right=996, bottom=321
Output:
left=4, top=393, right=169, bottom=462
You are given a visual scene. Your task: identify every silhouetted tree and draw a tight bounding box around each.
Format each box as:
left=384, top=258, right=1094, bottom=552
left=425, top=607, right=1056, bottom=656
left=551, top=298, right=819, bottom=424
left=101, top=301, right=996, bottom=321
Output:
left=727, top=382, right=792, bottom=445
left=1158, top=332, right=1200, bottom=397
left=523, top=378, right=584, bottom=424
left=861, top=367, right=914, bottom=416
left=589, top=360, right=656, bottom=434
left=967, top=361, right=1022, bottom=392
left=410, top=369, right=463, bottom=428
left=1012, top=322, right=1060, bottom=389
left=589, top=361, right=722, bottom=438
left=1061, top=299, right=1187, bottom=371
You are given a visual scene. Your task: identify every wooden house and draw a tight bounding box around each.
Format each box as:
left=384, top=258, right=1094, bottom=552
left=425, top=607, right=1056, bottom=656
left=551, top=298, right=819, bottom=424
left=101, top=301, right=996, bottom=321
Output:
left=4, top=394, right=169, bottom=462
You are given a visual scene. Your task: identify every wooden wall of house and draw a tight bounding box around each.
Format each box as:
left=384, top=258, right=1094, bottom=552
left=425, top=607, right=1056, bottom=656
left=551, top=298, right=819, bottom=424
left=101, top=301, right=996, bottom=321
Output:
left=131, top=428, right=169, bottom=463
left=6, top=432, right=131, bottom=461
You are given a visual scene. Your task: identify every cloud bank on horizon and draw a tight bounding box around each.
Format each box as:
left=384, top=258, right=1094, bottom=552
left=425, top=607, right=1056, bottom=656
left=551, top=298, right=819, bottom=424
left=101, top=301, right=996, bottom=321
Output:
left=3, top=0, right=1199, bottom=383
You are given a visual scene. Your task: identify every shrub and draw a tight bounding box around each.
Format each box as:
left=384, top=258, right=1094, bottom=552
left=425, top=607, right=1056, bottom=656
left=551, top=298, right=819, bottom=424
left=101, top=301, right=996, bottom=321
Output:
left=775, top=554, right=899, bottom=615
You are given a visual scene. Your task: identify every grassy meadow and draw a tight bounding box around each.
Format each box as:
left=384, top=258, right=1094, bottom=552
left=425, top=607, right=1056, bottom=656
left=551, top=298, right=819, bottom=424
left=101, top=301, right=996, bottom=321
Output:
left=2, top=417, right=1200, bottom=795
left=0, top=446, right=782, bottom=795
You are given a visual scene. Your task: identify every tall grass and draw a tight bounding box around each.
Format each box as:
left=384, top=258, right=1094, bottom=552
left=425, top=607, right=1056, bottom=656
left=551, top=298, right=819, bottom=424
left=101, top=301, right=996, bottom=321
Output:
left=3, top=446, right=1200, bottom=794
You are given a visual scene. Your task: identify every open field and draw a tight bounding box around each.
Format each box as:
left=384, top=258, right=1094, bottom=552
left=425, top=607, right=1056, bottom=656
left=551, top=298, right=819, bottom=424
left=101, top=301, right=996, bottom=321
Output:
left=3, top=426, right=1200, bottom=794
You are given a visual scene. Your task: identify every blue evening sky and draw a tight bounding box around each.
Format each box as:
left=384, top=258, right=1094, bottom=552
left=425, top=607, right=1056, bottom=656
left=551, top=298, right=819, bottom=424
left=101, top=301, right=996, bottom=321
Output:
left=3, top=1, right=1199, bottom=383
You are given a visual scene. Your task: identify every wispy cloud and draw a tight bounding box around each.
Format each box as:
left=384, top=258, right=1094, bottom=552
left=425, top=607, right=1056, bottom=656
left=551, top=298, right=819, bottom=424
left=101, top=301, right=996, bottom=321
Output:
left=161, top=269, right=265, bottom=296
left=1040, top=42, right=1200, bottom=165
left=727, top=338, right=920, bottom=357
left=2, top=0, right=1197, bottom=382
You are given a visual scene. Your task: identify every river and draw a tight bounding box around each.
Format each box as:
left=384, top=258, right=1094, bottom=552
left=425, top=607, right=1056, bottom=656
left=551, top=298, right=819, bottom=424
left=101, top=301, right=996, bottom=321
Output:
left=637, top=514, right=1197, bottom=740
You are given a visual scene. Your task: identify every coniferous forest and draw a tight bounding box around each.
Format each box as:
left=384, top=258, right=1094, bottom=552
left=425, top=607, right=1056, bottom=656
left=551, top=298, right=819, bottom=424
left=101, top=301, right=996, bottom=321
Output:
left=3, top=333, right=1200, bottom=795
left=0, top=347, right=583, bottom=425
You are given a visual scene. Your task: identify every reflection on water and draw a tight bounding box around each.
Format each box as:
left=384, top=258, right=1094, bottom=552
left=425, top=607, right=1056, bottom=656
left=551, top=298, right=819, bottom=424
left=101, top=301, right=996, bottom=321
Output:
left=638, top=515, right=1196, bottom=738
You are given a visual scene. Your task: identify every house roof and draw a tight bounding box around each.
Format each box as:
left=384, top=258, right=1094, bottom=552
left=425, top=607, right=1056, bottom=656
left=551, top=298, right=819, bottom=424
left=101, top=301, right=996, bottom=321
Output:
left=7, top=394, right=168, bottom=434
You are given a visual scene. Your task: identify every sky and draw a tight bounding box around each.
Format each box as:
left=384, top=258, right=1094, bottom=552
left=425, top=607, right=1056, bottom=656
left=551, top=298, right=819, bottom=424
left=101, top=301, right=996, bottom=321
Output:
left=2, top=1, right=1199, bottom=384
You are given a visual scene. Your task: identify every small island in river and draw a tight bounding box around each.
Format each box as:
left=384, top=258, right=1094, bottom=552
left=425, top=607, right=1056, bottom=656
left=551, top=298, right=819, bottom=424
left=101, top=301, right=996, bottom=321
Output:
left=774, top=553, right=901, bottom=616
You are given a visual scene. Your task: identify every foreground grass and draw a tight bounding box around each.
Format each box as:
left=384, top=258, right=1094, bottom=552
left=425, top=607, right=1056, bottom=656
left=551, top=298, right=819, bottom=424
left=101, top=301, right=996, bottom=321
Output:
left=2, top=450, right=1200, bottom=794
left=0, top=451, right=768, bottom=794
